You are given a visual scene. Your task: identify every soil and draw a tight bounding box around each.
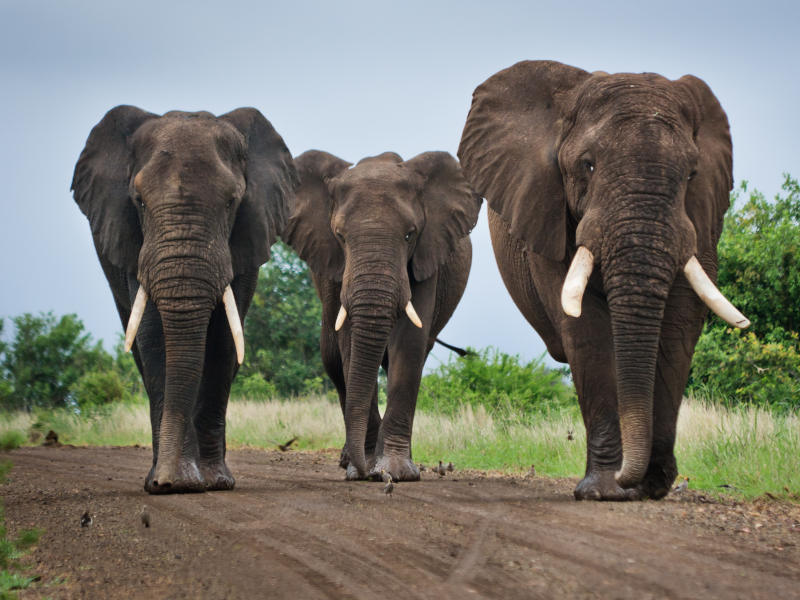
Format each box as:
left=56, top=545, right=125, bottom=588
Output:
left=2, top=446, right=799, bottom=599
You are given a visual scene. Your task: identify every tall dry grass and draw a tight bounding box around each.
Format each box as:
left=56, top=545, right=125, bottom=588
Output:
left=1, top=394, right=797, bottom=499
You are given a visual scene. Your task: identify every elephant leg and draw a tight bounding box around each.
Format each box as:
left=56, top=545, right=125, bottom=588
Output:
left=193, top=271, right=258, bottom=491
left=318, top=277, right=383, bottom=475
left=369, top=281, right=434, bottom=482
left=637, top=282, right=706, bottom=499
left=562, top=295, right=640, bottom=501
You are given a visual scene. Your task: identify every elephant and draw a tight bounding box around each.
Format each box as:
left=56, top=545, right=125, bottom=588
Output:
left=283, top=150, right=481, bottom=481
left=458, top=60, right=749, bottom=500
left=72, top=105, right=297, bottom=493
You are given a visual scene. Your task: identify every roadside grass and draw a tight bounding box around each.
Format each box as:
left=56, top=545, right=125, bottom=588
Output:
left=0, top=460, right=43, bottom=599
left=1, top=395, right=797, bottom=501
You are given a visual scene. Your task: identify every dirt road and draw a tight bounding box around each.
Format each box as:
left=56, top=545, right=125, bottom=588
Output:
left=2, top=446, right=799, bottom=599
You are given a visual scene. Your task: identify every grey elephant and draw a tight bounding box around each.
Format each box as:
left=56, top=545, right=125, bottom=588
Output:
left=283, top=150, right=481, bottom=481
left=72, top=105, right=297, bottom=493
left=458, top=60, right=749, bottom=500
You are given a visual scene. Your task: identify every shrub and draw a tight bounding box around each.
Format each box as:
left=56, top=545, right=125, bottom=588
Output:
left=690, top=327, right=800, bottom=412
left=417, top=347, right=576, bottom=419
left=71, top=369, right=127, bottom=410
left=689, top=175, right=800, bottom=409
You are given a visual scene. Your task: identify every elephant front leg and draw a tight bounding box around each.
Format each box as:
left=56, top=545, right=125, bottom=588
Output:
left=369, top=324, right=427, bottom=482
left=564, top=302, right=641, bottom=501
left=192, top=273, right=258, bottom=491
left=635, top=286, right=705, bottom=499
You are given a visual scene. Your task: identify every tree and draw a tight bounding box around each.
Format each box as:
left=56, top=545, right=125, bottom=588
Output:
left=0, top=312, right=110, bottom=411
left=232, top=242, right=326, bottom=398
left=688, top=175, right=800, bottom=409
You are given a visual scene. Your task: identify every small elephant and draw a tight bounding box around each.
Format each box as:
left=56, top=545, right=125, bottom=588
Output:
left=283, top=150, right=481, bottom=481
left=458, top=60, right=749, bottom=500
left=72, top=106, right=297, bottom=493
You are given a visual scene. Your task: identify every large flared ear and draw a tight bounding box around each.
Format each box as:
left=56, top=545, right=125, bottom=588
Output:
left=221, top=108, right=299, bottom=274
left=71, top=105, right=156, bottom=272
left=404, top=152, right=482, bottom=281
left=674, top=76, right=733, bottom=258
left=282, top=150, right=351, bottom=281
left=458, top=60, right=591, bottom=262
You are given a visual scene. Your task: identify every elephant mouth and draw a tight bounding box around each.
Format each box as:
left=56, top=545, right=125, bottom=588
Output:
left=560, top=246, right=750, bottom=328
left=123, top=283, right=246, bottom=363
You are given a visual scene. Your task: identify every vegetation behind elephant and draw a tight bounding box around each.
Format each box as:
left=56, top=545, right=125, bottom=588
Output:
left=72, top=106, right=297, bottom=493
left=458, top=60, right=749, bottom=500
left=283, top=150, right=481, bottom=481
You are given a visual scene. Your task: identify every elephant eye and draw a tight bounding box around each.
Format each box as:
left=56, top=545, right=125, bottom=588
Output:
left=584, top=160, right=594, bottom=174
left=404, top=229, right=416, bottom=242
left=688, top=170, right=697, bottom=181
left=334, top=229, right=345, bottom=243
left=134, top=194, right=144, bottom=210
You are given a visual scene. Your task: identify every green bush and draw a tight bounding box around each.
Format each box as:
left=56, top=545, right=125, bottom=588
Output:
left=71, top=369, right=127, bottom=409
left=690, top=327, right=800, bottom=412
left=417, top=347, right=576, bottom=419
left=234, top=372, right=277, bottom=399
left=689, top=175, right=800, bottom=409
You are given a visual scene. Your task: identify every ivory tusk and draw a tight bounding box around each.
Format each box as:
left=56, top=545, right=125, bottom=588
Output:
left=405, top=301, right=423, bottom=328
left=561, top=246, right=595, bottom=318
left=222, top=285, right=245, bottom=364
left=334, top=305, right=347, bottom=331
left=124, top=286, right=148, bottom=352
left=683, top=256, right=750, bottom=328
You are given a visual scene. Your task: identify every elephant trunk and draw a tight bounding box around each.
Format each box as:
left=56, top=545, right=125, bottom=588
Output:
left=603, top=222, right=677, bottom=489
left=341, top=255, right=405, bottom=477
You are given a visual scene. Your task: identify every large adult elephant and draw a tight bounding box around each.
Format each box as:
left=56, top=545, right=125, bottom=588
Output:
left=458, top=60, right=749, bottom=500
left=284, top=150, right=481, bottom=481
left=72, top=106, right=297, bottom=493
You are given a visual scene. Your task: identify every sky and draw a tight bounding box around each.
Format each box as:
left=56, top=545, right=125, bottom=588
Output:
left=1, top=0, right=798, bottom=371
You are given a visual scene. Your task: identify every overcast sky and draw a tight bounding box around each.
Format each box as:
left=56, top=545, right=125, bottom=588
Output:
left=1, top=0, right=798, bottom=371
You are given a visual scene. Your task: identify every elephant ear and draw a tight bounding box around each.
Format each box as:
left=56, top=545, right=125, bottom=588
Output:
left=71, top=105, right=156, bottom=272
left=221, top=108, right=299, bottom=274
left=675, top=76, right=733, bottom=257
left=458, top=60, right=591, bottom=262
left=404, top=151, right=482, bottom=282
left=282, top=150, right=351, bottom=281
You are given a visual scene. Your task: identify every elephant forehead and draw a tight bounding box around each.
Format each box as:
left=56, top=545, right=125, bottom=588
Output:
left=333, top=162, right=421, bottom=197
left=572, top=73, right=687, bottom=124
left=134, top=115, right=246, bottom=161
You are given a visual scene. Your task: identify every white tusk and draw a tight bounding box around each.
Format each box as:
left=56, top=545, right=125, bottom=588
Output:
left=561, top=246, right=595, bottom=318
left=222, top=285, right=245, bottom=364
left=335, top=305, right=347, bottom=331
left=405, top=301, right=423, bottom=328
left=124, top=286, right=148, bottom=352
left=683, top=256, right=750, bottom=328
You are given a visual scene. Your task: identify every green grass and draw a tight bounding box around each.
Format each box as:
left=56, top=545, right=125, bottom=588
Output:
left=1, top=395, right=797, bottom=501
left=0, top=462, right=42, bottom=599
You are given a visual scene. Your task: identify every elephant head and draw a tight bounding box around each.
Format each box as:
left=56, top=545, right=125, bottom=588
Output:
left=458, top=61, right=748, bottom=489
left=284, top=150, right=480, bottom=477
left=72, top=105, right=297, bottom=490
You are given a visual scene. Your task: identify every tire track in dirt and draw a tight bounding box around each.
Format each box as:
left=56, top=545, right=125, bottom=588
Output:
left=3, top=447, right=799, bottom=599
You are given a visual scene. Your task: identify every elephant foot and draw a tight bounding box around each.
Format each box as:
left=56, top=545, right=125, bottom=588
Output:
left=635, top=457, right=678, bottom=500
left=574, top=470, right=642, bottom=501
left=145, top=458, right=206, bottom=494
left=199, top=460, right=236, bottom=491
left=369, top=454, right=420, bottom=482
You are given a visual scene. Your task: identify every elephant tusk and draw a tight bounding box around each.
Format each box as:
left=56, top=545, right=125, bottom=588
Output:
left=405, top=301, right=423, bottom=328
left=223, top=285, right=245, bottom=364
left=334, top=305, right=347, bottom=331
left=683, top=256, right=750, bottom=329
left=124, top=286, right=148, bottom=352
left=561, top=246, right=594, bottom=318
